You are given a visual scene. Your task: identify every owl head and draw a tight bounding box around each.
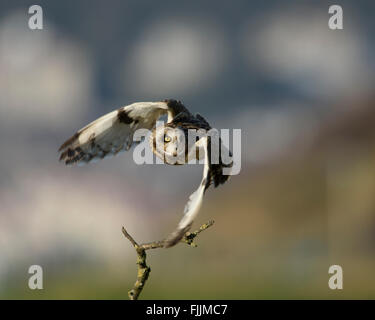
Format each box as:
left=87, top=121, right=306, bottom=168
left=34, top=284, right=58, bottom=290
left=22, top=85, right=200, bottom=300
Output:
left=149, top=124, right=188, bottom=165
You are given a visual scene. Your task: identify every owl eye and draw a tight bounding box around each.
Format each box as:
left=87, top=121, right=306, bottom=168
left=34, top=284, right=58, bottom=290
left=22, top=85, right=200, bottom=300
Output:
left=164, top=135, right=172, bottom=143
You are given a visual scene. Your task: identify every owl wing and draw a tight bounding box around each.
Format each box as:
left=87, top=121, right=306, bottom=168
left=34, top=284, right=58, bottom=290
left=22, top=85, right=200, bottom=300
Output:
left=164, top=132, right=234, bottom=247
left=164, top=136, right=211, bottom=248
left=58, top=101, right=169, bottom=165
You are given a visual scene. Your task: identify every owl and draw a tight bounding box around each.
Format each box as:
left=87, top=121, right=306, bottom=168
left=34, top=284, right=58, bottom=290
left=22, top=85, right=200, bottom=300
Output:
left=59, top=99, right=233, bottom=247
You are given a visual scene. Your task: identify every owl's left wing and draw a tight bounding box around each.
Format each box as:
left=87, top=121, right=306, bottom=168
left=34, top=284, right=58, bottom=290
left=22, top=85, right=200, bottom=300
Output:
left=59, top=101, right=169, bottom=165
left=164, top=132, right=234, bottom=247
left=164, top=136, right=211, bottom=248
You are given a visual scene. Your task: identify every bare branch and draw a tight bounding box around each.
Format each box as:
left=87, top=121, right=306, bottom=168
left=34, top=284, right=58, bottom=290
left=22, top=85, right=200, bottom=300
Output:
left=181, top=220, right=215, bottom=247
left=122, top=220, right=215, bottom=300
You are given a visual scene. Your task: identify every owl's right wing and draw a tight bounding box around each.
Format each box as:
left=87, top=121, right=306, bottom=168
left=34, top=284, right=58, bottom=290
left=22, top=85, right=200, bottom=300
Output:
left=58, top=101, right=169, bottom=165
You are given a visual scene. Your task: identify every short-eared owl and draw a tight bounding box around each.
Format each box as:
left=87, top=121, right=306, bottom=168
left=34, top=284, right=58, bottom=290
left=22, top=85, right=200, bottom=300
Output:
left=59, top=99, right=232, bottom=247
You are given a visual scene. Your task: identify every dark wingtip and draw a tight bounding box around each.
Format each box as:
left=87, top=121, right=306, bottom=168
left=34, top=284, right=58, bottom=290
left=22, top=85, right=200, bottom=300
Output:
left=58, top=146, right=85, bottom=165
left=58, top=132, right=79, bottom=152
left=59, top=150, right=67, bottom=161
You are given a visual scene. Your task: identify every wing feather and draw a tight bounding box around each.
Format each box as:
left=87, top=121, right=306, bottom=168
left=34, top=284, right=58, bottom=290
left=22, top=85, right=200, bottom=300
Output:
left=163, top=132, right=233, bottom=247
left=58, top=101, right=168, bottom=165
left=164, top=137, right=210, bottom=248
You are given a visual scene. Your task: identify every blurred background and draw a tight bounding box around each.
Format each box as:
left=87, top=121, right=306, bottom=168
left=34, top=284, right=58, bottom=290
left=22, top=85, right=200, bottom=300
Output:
left=1, top=0, right=375, bottom=299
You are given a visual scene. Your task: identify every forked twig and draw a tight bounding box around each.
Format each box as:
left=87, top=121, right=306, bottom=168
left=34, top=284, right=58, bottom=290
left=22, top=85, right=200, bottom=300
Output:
left=122, top=220, right=215, bottom=300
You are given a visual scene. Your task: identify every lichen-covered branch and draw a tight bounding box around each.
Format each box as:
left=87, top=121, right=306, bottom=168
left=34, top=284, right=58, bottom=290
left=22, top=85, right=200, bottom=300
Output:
left=122, top=220, right=215, bottom=300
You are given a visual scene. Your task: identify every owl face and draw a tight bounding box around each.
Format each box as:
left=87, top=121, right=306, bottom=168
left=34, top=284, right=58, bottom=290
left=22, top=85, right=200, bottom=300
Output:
left=150, top=125, right=187, bottom=165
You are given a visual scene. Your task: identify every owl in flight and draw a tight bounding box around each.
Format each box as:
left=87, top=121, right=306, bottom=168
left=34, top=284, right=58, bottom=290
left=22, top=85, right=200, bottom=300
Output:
left=59, top=99, right=232, bottom=247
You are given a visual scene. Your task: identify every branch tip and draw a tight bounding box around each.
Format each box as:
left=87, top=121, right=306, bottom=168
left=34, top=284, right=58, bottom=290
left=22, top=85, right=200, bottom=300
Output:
left=123, top=220, right=214, bottom=300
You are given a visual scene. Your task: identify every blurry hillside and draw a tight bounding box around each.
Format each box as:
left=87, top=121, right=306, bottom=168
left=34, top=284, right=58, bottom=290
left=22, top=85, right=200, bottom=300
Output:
left=1, top=0, right=375, bottom=299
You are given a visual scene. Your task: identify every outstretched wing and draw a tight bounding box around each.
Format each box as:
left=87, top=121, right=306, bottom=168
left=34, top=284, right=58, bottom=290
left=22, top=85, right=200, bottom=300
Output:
left=164, top=137, right=211, bottom=248
left=58, top=101, right=169, bottom=165
left=163, top=121, right=234, bottom=247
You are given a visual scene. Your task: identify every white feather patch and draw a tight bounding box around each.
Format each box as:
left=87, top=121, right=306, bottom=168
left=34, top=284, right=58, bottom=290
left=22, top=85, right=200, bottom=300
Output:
left=164, top=137, right=209, bottom=247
